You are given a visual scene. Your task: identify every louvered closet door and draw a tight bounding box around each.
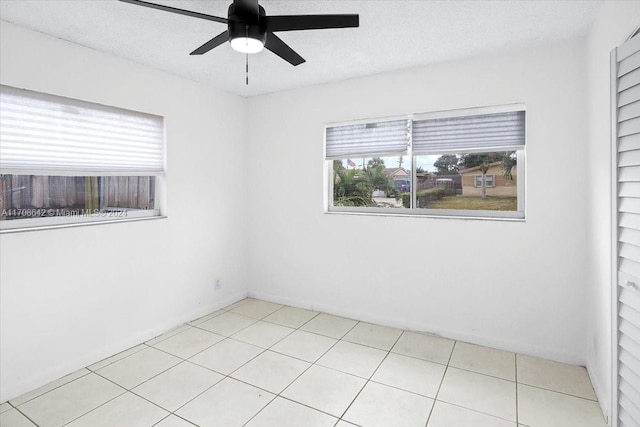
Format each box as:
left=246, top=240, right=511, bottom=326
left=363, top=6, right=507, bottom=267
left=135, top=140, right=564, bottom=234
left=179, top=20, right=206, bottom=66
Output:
left=613, top=32, right=640, bottom=427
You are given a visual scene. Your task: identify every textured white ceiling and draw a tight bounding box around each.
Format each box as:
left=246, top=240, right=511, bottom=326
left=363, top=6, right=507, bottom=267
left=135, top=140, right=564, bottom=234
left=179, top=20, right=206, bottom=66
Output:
left=0, top=0, right=601, bottom=97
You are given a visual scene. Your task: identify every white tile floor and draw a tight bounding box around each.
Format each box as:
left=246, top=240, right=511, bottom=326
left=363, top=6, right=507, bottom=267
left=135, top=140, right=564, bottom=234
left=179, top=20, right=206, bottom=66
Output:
left=1, top=298, right=607, bottom=427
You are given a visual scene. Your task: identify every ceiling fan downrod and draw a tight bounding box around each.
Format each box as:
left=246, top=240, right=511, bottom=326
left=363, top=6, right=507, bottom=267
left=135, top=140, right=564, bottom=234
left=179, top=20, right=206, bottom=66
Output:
left=245, top=26, right=249, bottom=85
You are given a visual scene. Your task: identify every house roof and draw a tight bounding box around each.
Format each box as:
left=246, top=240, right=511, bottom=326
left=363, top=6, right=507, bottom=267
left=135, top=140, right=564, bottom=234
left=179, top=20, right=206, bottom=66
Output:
left=458, top=161, right=505, bottom=174
left=384, top=168, right=409, bottom=177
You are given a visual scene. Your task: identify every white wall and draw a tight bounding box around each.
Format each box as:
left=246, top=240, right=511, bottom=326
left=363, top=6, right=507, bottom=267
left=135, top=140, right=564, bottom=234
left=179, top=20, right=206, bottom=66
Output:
left=246, top=42, right=590, bottom=364
left=585, top=2, right=640, bottom=424
left=0, top=22, right=248, bottom=402
left=2, top=2, right=635, bottom=414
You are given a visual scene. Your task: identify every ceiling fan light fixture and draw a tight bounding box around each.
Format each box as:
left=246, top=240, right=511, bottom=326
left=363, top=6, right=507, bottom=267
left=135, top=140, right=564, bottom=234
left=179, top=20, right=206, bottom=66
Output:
left=230, top=36, right=264, bottom=53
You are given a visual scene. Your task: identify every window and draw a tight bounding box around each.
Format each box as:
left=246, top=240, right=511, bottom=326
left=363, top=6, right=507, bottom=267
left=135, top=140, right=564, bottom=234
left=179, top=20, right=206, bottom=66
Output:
left=474, top=175, right=494, bottom=188
left=0, top=85, right=165, bottom=231
left=325, top=105, right=525, bottom=219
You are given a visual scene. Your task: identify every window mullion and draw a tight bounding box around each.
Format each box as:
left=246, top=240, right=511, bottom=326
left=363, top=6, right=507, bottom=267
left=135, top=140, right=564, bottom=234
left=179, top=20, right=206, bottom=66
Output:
left=408, top=119, right=414, bottom=210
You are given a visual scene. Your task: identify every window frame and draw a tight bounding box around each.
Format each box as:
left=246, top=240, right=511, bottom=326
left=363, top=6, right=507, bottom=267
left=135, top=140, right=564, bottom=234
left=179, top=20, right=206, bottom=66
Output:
left=0, top=86, right=167, bottom=233
left=324, top=104, right=526, bottom=221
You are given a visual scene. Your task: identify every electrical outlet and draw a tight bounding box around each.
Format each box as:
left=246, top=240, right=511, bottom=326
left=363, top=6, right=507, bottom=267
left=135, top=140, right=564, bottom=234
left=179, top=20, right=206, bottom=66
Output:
left=215, top=278, right=221, bottom=291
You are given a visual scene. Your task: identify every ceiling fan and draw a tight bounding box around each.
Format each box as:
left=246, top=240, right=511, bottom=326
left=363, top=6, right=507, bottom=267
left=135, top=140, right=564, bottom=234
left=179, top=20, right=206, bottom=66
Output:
left=119, top=0, right=359, bottom=66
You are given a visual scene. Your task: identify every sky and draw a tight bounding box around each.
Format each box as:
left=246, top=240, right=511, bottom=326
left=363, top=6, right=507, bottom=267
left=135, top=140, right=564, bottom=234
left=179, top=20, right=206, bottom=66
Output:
left=342, top=154, right=443, bottom=172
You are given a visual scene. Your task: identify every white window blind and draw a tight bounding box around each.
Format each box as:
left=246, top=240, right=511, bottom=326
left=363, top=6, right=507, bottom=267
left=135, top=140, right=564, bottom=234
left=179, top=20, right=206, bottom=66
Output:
left=412, top=110, right=525, bottom=154
left=325, top=119, right=410, bottom=159
left=0, top=85, right=165, bottom=176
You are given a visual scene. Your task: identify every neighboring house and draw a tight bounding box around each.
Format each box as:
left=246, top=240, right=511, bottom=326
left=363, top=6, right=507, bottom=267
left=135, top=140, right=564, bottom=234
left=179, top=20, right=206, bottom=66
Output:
left=384, top=167, right=409, bottom=182
left=384, top=167, right=410, bottom=191
left=459, top=162, right=518, bottom=197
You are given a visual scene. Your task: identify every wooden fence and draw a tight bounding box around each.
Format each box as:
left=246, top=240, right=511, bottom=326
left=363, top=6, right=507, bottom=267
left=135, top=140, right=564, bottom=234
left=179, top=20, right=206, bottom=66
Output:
left=0, top=175, right=154, bottom=219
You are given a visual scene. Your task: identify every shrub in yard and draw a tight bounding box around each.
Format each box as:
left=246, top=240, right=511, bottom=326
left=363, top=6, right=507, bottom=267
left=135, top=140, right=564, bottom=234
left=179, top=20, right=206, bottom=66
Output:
left=401, top=192, right=411, bottom=208
left=386, top=187, right=400, bottom=199
left=335, top=195, right=375, bottom=206
left=416, top=187, right=446, bottom=207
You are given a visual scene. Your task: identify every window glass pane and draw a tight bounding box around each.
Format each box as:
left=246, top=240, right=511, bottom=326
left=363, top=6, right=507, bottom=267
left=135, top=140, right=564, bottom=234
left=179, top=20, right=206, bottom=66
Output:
left=414, top=151, right=519, bottom=212
left=332, top=156, right=410, bottom=208
left=0, top=175, right=155, bottom=221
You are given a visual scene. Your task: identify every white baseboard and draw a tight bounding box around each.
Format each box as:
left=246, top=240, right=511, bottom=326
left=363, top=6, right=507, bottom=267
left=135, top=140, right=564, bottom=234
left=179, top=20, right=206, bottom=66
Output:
left=586, top=360, right=611, bottom=426
left=247, top=289, right=584, bottom=365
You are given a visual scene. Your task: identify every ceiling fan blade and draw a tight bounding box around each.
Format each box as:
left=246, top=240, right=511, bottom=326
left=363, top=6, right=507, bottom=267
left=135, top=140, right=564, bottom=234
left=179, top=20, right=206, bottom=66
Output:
left=265, top=14, right=359, bottom=32
left=233, top=0, right=259, bottom=18
left=264, top=33, right=305, bottom=66
left=119, top=0, right=227, bottom=24
left=190, top=31, right=229, bottom=55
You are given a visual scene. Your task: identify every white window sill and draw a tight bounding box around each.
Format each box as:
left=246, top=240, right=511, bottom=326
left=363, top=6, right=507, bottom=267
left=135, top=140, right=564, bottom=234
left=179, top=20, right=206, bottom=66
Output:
left=0, top=210, right=165, bottom=234
left=325, top=207, right=525, bottom=221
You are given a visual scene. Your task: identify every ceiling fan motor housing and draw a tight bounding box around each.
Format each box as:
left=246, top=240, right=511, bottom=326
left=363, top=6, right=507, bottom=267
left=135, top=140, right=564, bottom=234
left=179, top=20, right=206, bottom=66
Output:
left=228, top=3, right=267, bottom=45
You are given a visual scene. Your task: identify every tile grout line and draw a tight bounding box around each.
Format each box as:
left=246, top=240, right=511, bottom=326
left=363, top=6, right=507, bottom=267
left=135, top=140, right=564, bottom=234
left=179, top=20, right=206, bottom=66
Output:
left=245, top=313, right=360, bottom=425
left=264, top=313, right=360, bottom=423
left=260, top=306, right=322, bottom=329
left=145, top=323, right=194, bottom=346
left=191, top=314, right=259, bottom=338
left=87, top=343, right=226, bottom=422
left=238, top=313, right=360, bottom=425
left=424, top=339, right=457, bottom=427
left=165, top=305, right=336, bottom=425
left=146, top=337, right=224, bottom=363
left=86, top=344, right=149, bottom=373
left=119, top=341, right=242, bottom=416
left=6, top=369, right=93, bottom=409
left=238, top=333, right=311, bottom=425
left=441, top=364, right=517, bottom=383
left=11, top=405, right=40, bottom=427
left=335, top=327, right=404, bottom=424
left=515, top=354, right=519, bottom=426
left=152, top=303, right=320, bottom=421
left=427, top=399, right=517, bottom=424
left=517, top=382, right=601, bottom=402
left=427, top=344, right=522, bottom=425
left=58, top=387, right=127, bottom=427
left=139, top=304, right=277, bottom=424
left=150, top=413, right=188, bottom=427
left=93, top=345, right=184, bottom=389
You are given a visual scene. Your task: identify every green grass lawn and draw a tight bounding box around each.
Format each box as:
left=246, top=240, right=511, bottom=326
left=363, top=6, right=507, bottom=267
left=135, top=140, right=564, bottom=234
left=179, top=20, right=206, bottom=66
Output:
left=425, top=196, right=517, bottom=211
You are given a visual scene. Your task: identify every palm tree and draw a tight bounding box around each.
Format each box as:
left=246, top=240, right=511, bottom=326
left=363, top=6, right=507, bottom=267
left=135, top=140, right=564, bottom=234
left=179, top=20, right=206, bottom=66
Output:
left=364, top=158, right=395, bottom=194
left=478, top=162, right=490, bottom=199
left=333, top=161, right=374, bottom=206
left=333, top=158, right=396, bottom=206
